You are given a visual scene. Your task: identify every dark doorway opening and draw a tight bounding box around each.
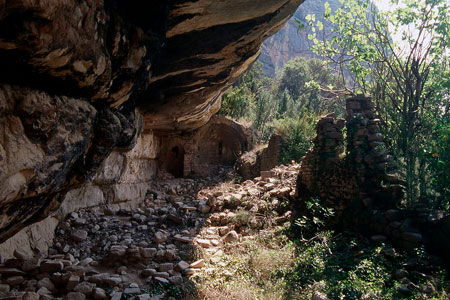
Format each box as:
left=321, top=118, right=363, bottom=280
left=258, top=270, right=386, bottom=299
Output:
left=166, top=145, right=185, bottom=177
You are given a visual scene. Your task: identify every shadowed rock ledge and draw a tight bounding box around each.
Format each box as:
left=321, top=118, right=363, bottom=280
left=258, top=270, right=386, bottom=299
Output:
left=0, top=0, right=303, bottom=243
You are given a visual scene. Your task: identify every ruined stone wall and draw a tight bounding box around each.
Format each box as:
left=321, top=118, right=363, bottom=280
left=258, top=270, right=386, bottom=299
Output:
left=296, top=113, right=357, bottom=213
left=236, top=134, right=283, bottom=180
left=159, top=116, right=252, bottom=178
left=260, top=134, right=283, bottom=172
left=297, top=96, right=401, bottom=216
left=296, top=96, right=450, bottom=257
left=0, top=115, right=251, bottom=258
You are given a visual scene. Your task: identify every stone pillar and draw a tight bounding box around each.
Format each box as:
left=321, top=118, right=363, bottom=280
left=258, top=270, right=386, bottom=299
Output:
left=296, top=95, right=403, bottom=226
left=346, top=95, right=399, bottom=208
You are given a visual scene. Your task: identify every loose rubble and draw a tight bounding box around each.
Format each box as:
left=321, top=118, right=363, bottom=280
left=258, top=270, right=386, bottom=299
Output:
left=0, top=165, right=299, bottom=300
left=0, top=159, right=447, bottom=299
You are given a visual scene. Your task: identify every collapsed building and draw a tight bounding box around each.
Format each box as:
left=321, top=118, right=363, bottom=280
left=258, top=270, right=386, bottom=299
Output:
left=158, top=116, right=252, bottom=178
left=296, top=95, right=450, bottom=263
left=0, top=0, right=303, bottom=255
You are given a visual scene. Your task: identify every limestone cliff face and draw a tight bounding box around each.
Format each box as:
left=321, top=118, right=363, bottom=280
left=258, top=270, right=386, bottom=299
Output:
left=259, top=0, right=341, bottom=76
left=0, top=0, right=302, bottom=243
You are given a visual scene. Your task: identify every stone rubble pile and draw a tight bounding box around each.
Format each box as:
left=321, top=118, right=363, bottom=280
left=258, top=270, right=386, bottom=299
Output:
left=0, top=165, right=299, bottom=300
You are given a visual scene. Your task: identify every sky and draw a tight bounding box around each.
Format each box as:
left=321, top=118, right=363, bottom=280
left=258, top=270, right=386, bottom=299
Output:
left=373, top=0, right=393, bottom=11
left=372, top=0, right=418, bottom=51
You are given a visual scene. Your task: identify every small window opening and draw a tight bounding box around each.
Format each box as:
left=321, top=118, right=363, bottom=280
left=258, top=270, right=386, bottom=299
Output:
left=218, top=141, right=223, bottom=155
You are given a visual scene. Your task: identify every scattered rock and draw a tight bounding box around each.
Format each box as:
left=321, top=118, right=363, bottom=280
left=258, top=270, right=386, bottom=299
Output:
left=6, top=276, right=24, bottom=286
left=66, top=292, right=86, bottom=300
left=173, top=235, right=192, bottom=243
left=110, top=292, right=122, bottom=300
left=158, top=263, right=174, bottom=272
left=223, top=230, right=239, bottom=243
left=2, top=162, right=441, bottom=300
left=312, top=291, right=331, bottom=300
left=73, top=282, right=95, bottom=295
left=196, top=239, right=212, bottom=248
left=183, top=268, right=196, bottom=276
left=135, top=294, right=152, bottom=300
left=13, top=250, right=28, bottom=261
left=37, top=278, right=55, bottom=292
left=190, top=260, right=205, bottom=269
left=22, top=292, right=40, bottom=300
left=0, top=267, right=25, bottom=276
left=66, top=275, right=80, bottom=291
left=123, top=287, right=140, bottom=294
left=154, top=231, right=169, bottom=243
left=37, top=287, right=52, bottom=296
left=153, top=277, right=169, bottom=284
left=174, top=261, right=190, bottom=272
left=71, top=230, right=88, bottom=242
left=169, top=275, right=183, bottom=285
left=40, top=261, right=64, bottom=273
left=92, top=288, right=107, bottom=300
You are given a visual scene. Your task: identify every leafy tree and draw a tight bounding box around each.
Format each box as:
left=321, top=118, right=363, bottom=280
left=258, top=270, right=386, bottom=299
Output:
left=305, top=0, right=450, bottom=206
left=219, top=61, right=268, bottom=121
left=277, top=57, right=345, bottom=117
left=219, top=56, right=346, bottom=162
left=219, top=86, right=254, bottom=120
left=253, top=88, right=278, bottom=140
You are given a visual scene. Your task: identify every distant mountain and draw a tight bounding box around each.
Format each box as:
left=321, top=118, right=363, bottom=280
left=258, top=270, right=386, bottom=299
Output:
left=259, top=0, right=342, bottom=77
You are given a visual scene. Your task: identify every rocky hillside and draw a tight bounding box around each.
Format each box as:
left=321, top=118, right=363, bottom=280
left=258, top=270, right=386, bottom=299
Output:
left=258, top=0, right=342, bottom=77
left=0, top=0, right=303, bottom=243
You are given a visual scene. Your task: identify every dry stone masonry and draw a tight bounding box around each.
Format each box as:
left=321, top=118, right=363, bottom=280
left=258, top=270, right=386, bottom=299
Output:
left=297, top=96, right=401, bottom=217
left=158, top=116, right=252, bottom=178
left=0, top=115, right=251, bottom=261
left=296, top=95, right=450, bottom=259
left=236, top=134, right=283, bottom=180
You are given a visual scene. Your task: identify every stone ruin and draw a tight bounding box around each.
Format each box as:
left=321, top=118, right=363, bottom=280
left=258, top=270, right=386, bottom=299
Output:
left=296, top=95, right=450, bottom=261
left=235, top=134, right=283, bottom=180
left=158, top=116, right=252, bottom=178
left=0, top=115, right=252, bottom=260
left=297, top=95, right=402, bottom=218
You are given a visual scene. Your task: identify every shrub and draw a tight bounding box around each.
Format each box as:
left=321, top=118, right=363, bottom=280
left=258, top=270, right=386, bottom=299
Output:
left=427, top=123, right=450, bottom=210
left=273, top=113, right=317, bottom=164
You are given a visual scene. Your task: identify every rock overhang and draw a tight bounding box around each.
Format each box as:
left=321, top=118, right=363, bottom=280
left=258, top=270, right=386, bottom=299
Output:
left=0, top=0, right=304, bottom=242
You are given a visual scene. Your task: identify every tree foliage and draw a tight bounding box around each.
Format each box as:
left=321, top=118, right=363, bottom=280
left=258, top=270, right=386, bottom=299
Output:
left=219, top=58, right=344, bottom=162
left=277, top=57, right=345, bottom=117
left=305, top=0, right=450, bottom=207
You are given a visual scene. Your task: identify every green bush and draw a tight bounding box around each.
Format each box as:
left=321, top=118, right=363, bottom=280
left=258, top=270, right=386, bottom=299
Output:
left=284, top=232, right=449, bottom=300
left=427, top=123, right=450, bottom=210
left=273, top=114, right=317, bottom=164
